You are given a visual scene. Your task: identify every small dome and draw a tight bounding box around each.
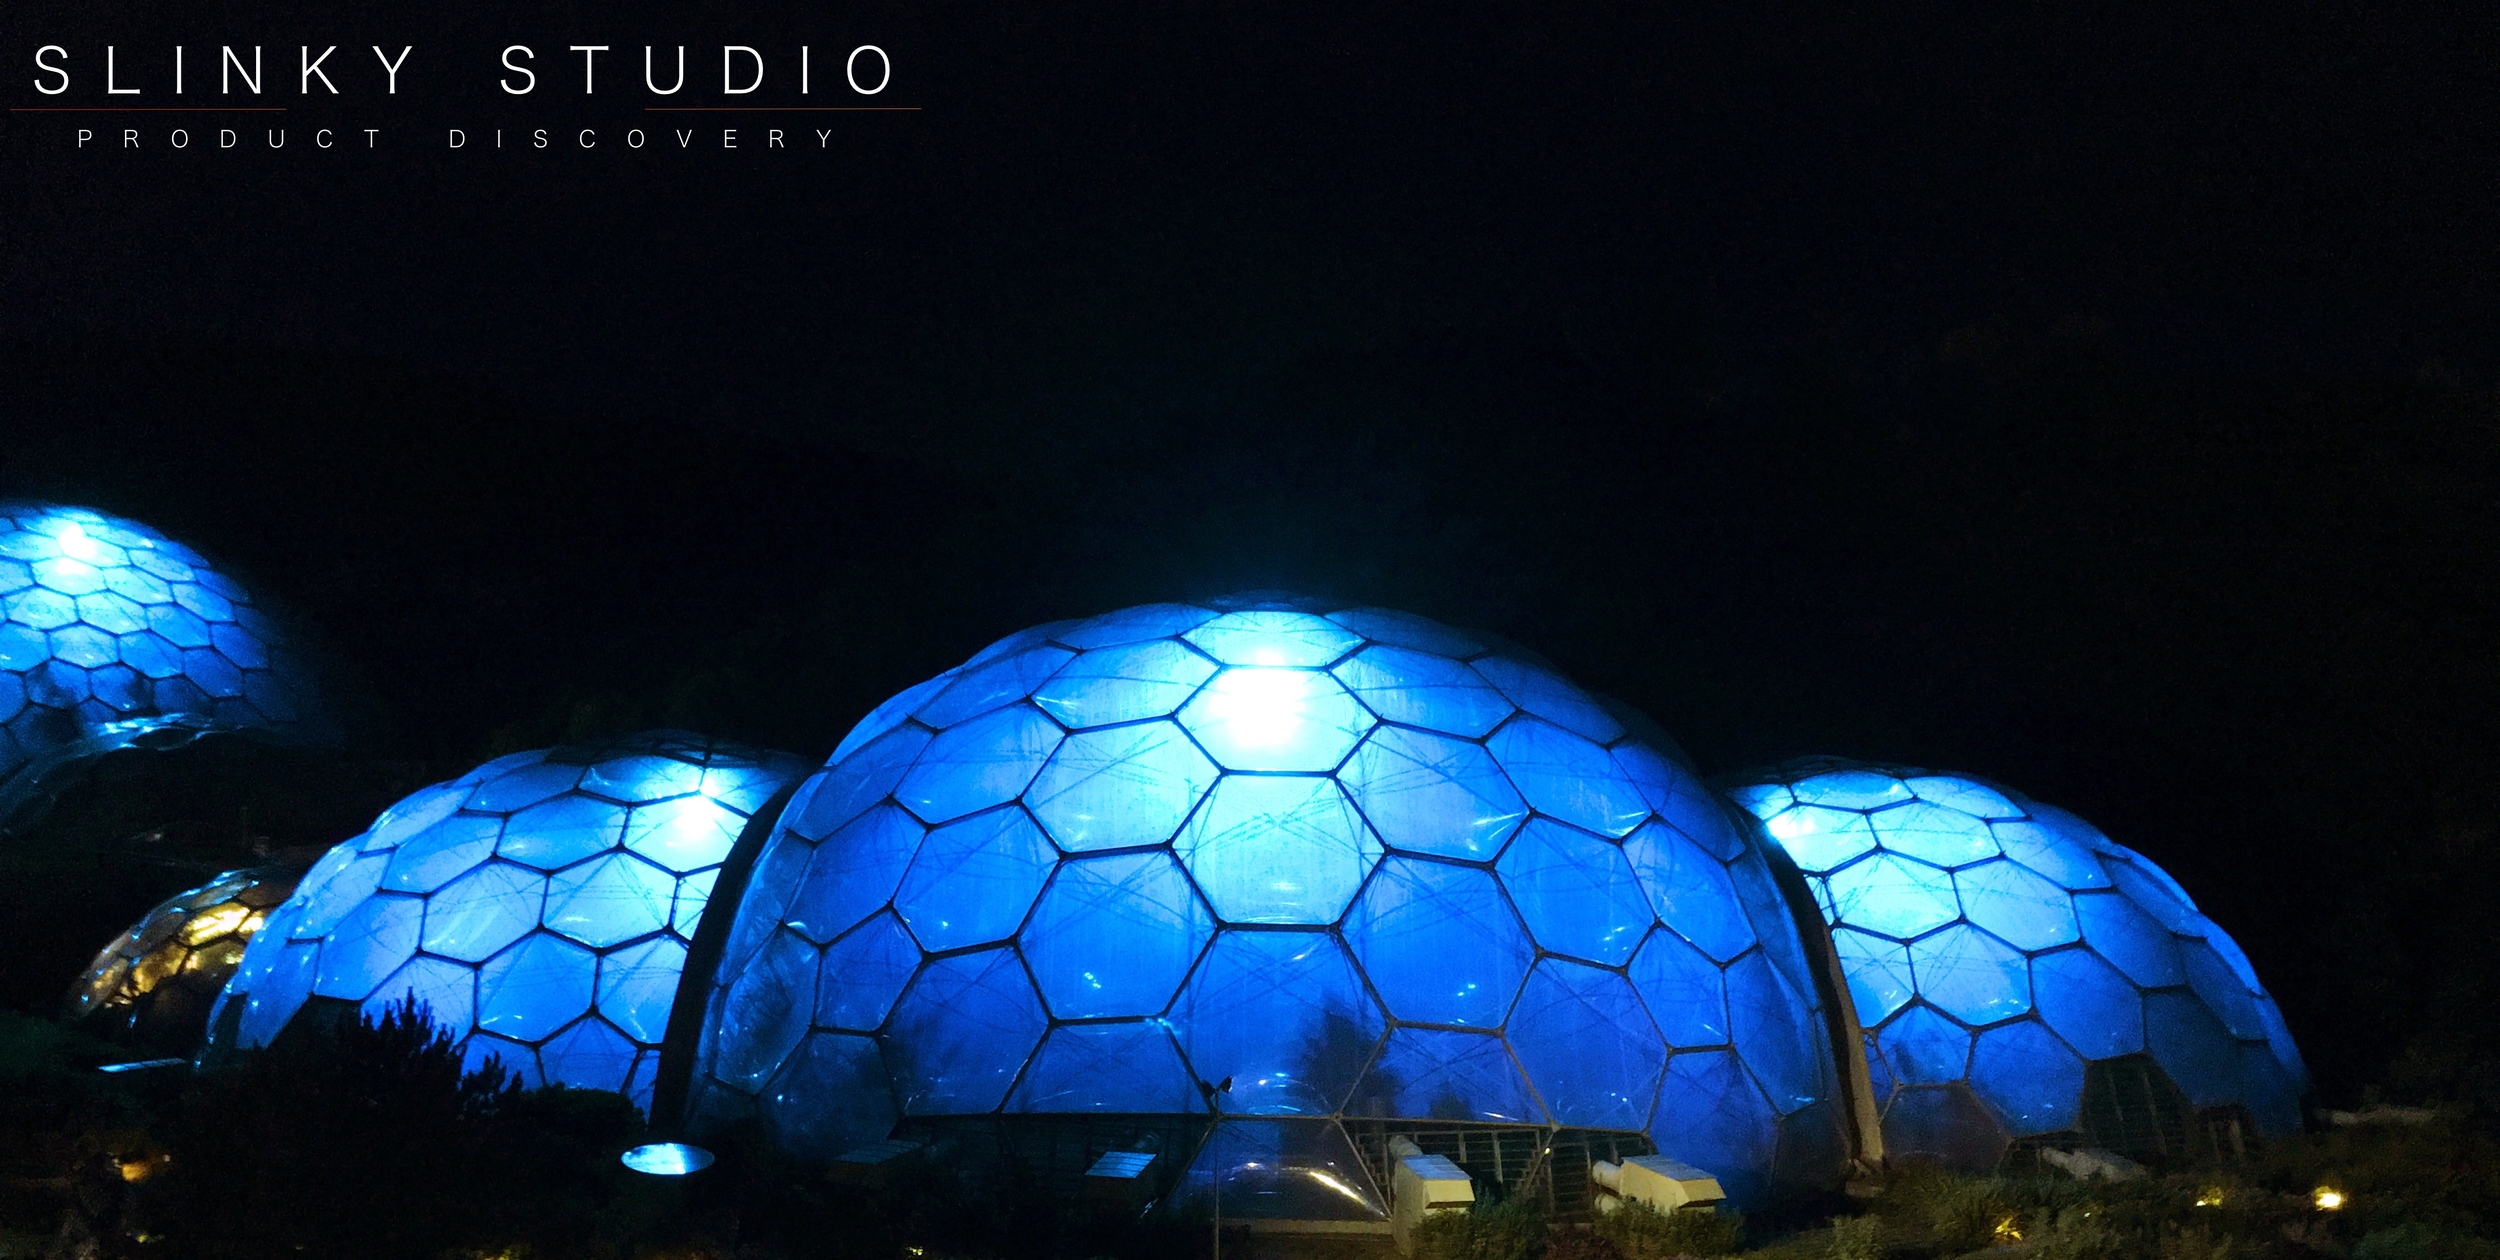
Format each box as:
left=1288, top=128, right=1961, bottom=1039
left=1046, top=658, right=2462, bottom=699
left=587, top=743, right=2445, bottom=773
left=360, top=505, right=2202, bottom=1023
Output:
left=66, top=865, right=298, bottom=1052
left=207, top=731, right=807, bottom=1111
left=1723, top=760, right=2306, bottom=1169
left=0, top=503, right=328, bottom=814
left=687, top=599, right=1846, bottom=1210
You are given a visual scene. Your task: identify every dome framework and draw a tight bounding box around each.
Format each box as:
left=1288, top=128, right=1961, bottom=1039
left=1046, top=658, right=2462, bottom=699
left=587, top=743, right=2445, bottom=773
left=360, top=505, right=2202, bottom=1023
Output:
left=1724, top=760, right=2307, bottom=1170
left=683, top=599, right=1852, bottom=1214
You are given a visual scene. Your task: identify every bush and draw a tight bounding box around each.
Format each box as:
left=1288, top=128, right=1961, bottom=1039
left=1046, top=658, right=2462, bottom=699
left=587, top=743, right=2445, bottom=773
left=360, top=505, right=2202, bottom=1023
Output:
left=1888, top=1166, right=2012, bottom=1254
left=1412, top=1198, right=1547, bottom=1260
left=1825, top=1214, right=1883, bottom=1260
left=2354, top=1222, right=2500, bottom=1260
left=1590, top=1198, right=1742, bottom=1258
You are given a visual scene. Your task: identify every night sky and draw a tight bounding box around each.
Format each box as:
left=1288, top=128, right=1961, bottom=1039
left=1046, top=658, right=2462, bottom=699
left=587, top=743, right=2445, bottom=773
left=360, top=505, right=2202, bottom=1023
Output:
left=7, top=1, right=2500, bottom=1104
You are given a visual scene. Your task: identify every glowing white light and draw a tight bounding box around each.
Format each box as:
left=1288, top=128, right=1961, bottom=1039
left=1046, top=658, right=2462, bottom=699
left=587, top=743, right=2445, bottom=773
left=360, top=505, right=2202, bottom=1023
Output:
left=1300, top=1168, right=1376, bottom=1209
left=621, top=1142, right=716, bottom=1175
left=1204, top=667, right=1309, bottom=748
left=56, top=521, right=98, bottom=562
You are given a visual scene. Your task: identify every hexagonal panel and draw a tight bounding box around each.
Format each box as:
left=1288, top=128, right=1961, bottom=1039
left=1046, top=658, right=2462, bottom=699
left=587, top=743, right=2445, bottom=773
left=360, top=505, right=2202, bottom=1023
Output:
left=2030, top=947, right=2144, bottom=1059
left=1178, top=667, right=1372, bottom=772
left=542, top=852, right=675, bottom=948
left=1496, top=818, right=1651, bottom=966
left=1330, top=645, right=1512, bottom=737
left=379, top=814, right=503, bottom=894
left=1908, top=924, right=2031, bottom=1026
left=913, top=644, right=1077, bottom=729
left=1339, top=726, right=1526, bottom=860
left=1466, top=656, right=1624, bottom=744
left=1324, top=606, right=1488, bottom=658
left=1175, top=929, right=1382, bottom=1116
left=1352, top=1028, right=1540, bottom=1124
left=2071, top=890, right=2187, bottom=988
left=497, top=794, right=626, bottom=871
left=476, top=932, right=598, bottom=1043
left=762, top=1032, right=896, bottom=1162
left=884, top=946, right=1048, bottom=1115
left=1030, top=639, right=1218, bottom=729
left=1485, top=717, right=1649, bottom=838
left=311, top=894, right=422, bottom=1001
left=1651, top=1050, right=1781, bottom=1207
left=1830, top=927, right=1916, bottom=1025
left=1008, top=1021, right=1198, bottom=1113
left=1183, top=609, right=1364, bottom=667
left=622, top=795, right=747, bottom=873
left=1054, top=602, right=1219, bottom=650
left=1726, top=950, right=1828, bottom=1115
left=1026, top=721, right=1219, bottom=852
left=1345, top=857, right=1533, bottom=1028
left=1508, top=959, right=1665, bottom=1130
left=783, top=803, right=924, bottom=944
left=1624, top=821, right=1755, bottom=963
left=1176, top=774, right=1380, bottom=924
left=1954, top=858, right=2080, bottom=951
left=894, top=807, right=1056, bottom=952
left=813, top=912, right=920, bottom=1032
left=421, top=861, right=547, bottom=963
left=710, top=927, right=820, bottom=1090
left=1021, top=851, right=1213, bottom=1019
left=1822, top=852, right=1960, bottom=941
left=1877, top=1004, right=1973, bottom=1086
left=1868, top=801, right=2000, bottom=868
left=895, top=704, right=1062, bottom=823
left=1759, top=806, right=1877, bottom=874
left=596, top=936, right=690, bottom=1044
left=1628, top=927, right=1728, bottom=1049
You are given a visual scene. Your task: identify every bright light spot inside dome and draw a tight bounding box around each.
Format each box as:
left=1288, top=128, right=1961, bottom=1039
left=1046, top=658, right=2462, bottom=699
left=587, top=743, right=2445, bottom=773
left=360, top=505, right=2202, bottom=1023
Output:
left=1204, top=666, right=1309, bottom=748
left=55, top=520, right=99, bottom=561
left=2314, top=1188, right=2345, bottom=1211
left=1302, top=1168, right=1376, bottom=1209
left=622, top=1143, right=716, bottom=1176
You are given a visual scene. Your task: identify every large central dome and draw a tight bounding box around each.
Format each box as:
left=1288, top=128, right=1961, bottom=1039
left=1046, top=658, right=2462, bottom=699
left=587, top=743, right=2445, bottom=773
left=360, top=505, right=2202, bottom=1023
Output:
left=685, top=598, right=1847, bottom=1211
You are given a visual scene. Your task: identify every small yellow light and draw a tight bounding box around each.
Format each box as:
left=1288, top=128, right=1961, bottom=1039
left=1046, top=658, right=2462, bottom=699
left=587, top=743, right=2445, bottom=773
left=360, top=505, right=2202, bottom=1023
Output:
left=1993, top=1216, right=2023, bottom=1244
left=2314, top=1188, right=2345, bottom=1211
left=2196, top=1189, right=2225, bottom=1208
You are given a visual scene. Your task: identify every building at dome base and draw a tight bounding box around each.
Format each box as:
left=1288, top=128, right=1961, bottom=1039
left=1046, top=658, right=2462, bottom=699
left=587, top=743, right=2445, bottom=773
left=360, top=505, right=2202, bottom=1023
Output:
left=680, top=598, right=1853, bottom=1217
left=206, top=732, right=807, bottom=1111
left=1721, top=760, right=2307, bottom=1172
left=0, top=503, right=331, bottom=825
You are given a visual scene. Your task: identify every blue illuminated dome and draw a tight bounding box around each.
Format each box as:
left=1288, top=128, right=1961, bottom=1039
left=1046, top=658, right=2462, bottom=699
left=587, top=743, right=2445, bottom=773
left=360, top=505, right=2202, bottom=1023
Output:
left=685, top=598, right=1848, bottom=1212
left=206, top=731, right=807, bottom=1109
left=1723, top=760, right=2306, bottom=1170
left=0, top=503, right=329, bottom=807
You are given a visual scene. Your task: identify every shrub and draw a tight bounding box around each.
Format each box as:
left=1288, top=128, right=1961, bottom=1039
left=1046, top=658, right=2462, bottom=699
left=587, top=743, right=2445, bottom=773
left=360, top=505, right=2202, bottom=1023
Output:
left=1412, top=1198, right=1547, bottom=1260
left=1540, top=1226, right=1625, bottom=1260
left=1825, top=1214, right=1883, bottom=1260
left=2354, top=1223, right=2500, bottom=1260
left=1591, top=1198, right=1742, bottom=1258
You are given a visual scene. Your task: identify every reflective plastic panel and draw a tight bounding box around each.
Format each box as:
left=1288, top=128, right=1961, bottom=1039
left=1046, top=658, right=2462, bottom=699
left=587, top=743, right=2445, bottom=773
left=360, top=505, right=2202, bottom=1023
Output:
left=687, top=597, right=1845, bottom=1209
left=0, top=503, right=332, bottom=813
left=1724, top=759, right=2308, bottom=1168
left=207, top=731, right=807, bottom=1112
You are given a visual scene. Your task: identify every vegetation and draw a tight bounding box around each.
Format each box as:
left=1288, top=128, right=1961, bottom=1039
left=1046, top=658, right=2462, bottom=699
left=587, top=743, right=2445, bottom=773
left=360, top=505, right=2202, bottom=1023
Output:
left=14, top=996, right=2500, bottom=1260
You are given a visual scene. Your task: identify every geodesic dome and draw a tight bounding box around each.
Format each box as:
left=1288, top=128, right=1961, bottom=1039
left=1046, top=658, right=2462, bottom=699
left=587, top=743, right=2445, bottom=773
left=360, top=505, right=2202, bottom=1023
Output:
left=207, top=732, right=807, bottom=1110
left=0, top=503, right=327, bottom=813
left=67, top=865, right=298, bottom=1051
left=685, top=599, right=1848, bottom=1212
left=1722, top=761, right=2306, bottom=1170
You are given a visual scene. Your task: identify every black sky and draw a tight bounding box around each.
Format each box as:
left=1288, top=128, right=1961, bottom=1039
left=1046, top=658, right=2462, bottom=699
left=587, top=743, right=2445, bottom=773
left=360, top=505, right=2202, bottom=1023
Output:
left=6, top=1, right=2500, bottom=1100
